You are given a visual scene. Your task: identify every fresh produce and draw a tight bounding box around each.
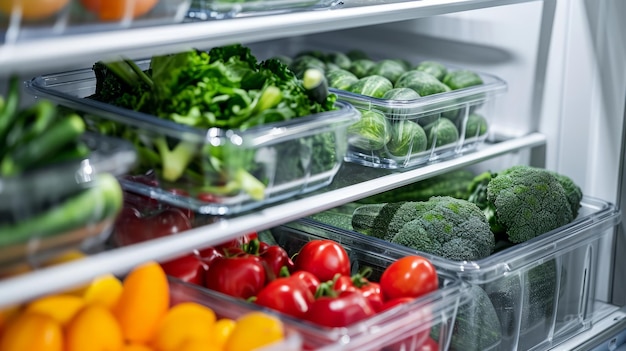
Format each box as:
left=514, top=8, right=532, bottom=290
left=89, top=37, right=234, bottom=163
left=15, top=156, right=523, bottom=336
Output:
left=351, top=196, right=495, bottom=261
left=357, top=169, right=476, bottom=204
left=326, top=69, right=359, bottom=90
left=442, top=70, right=484, bottom=90
left=415, top=61, right=448, bottom=81
left=467, top=165, right=583, bottom=243
left=395, top=70, right=451, bottom=97
left=386, top=119, right=427, bottom=157
left=204, top=254, right=267, bottom=299
left=366, top=59, right=407, bottom=84
left=305, top=290, right=375, bottom=328
left=381, top=87, right=421, bottom=100
left=89, top=44, right=338, bottom=201
left=0, top=261, right=288, bottom=351
left=423, top=117, right=459, bottom=148
left=0, top=173, right=123, bottom=247
left=293, top=239, right=351, bottom=282
left=0, top=77, right=123, bottom=253
left=379, top=256, right=438, bottom=300
left=349, top=59, right=376, bottom=78
left=112, top=188, right=194, bottom=248
left=0, top=0, right=69, bottom=20
left=254, top=275, right=316, bottom=319
left=464, top=113, right=489, bottom=138
left=347, top=75, right=394, bottom=98
left=79, top=0, right=159, bottom=21
left=347, top=109, right=390, bottom=151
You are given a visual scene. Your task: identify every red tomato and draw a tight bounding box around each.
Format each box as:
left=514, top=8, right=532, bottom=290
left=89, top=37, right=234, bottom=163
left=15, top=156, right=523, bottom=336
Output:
left=380, top=256, right=438, bottom=300
left=333, top=275, right=358, bottom=293
left=215, top=232, right=258, bottom=252
left=305, top=290, right=375, bottom=328
left=254, top=276, right=315, bottom=319
left=160, top=253, right=206, bottom=285
left=260, top=245, right=294, bottom=282
left=112, top=207, right=193, bottom=247
left=294, top=240, right=351, bottom=282
left=204, top=255, right=266, bottom=299
left=359, top=281, right=384, bottom=312
left=289, top=271, right=321, bottom=296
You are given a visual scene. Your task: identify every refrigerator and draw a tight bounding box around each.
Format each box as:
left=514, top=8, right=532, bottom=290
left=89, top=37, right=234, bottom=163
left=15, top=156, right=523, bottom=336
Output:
left=0, top=0, right=624, bottom=350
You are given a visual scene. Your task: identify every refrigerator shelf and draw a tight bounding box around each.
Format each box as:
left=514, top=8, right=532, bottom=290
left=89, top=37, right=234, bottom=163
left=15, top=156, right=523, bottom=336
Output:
left=0, top=0, right=539, bottom=76
left=0, top=132, right=545, bottom=308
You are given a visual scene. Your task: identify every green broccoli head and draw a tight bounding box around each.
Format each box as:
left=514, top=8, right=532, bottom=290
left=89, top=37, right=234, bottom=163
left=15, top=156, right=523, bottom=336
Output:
left=487, top=165, right=574, bottom=243
left=390, top=196, right=494, bottom=260
left=548, top=171, right=583, bottom=218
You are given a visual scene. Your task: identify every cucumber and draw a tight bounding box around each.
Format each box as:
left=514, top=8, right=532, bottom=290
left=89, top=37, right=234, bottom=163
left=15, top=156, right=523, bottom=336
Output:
left=0, top=173, right=123, bottom=246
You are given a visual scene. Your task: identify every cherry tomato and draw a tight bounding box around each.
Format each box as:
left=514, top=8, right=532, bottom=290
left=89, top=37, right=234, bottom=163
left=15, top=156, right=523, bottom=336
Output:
left=289, top=271, right=321, bottom=296
left=254, top=276, right=315, bottom=319
left=359, top=281, right=384, bottom=312
left=333, top=275, right=358, bottom=293
left=260, top=245, right=294, bottom=282
left=160, top=253, right=206, bottom=285
left=333, top=274, right=384, bottom=312
left=294, top=240, right=351, bottom=282
left=305, top=290, right=375, bottom=328
left=112, top=207, right=192, bottom=247
left=215, top=232, right=258, bottom=252
left=79, top=0, right=158, bottom=21
left=204, top=255, right=266, bottom=299
left=380, top=256, right=438, bottom=300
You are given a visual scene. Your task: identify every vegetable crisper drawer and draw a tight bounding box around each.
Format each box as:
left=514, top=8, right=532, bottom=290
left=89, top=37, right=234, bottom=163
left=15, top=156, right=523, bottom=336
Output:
left=299, top=196, right=622, bottom=351
left=175, top=223, right=471, bottom=351
left=27, top=69, right=360, bottom=215
left=250, top=40, right=507, bottom=170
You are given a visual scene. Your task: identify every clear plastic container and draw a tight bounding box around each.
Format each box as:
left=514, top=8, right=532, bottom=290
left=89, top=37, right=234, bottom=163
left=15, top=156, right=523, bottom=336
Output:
left=0, top=132, right=136, bottom=273
left=249, top=40, right=508, bottom=169
left=175, top=222, right=475, bottom=351
left=303, top=196, right=622, bottom=350
left=169, top=278, right=303, bottom=350
left=334, top=73, right=506, bottom=169
left=27, top=67, right=360, bottom=215
left=187, top=0, right=339, bottom=20
left=0, top=0, right=190, bottom=44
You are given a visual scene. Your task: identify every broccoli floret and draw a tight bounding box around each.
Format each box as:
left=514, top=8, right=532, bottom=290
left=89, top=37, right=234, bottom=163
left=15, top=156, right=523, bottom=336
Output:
left=472, top=165, right=578, bottom=244
left=548, top=170, right=583, bottom=218
left=352, top=196, right=494, bottom=261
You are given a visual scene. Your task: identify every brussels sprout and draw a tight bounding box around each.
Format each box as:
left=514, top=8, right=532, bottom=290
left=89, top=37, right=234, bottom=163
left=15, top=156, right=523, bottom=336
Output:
left=348, top=75, right=393, bottom=98
left=326, top=52, right=352, bottom=70
left=464, top=113, right=488, bottom=138
left=424, top=118, right=459, bottom=148
left=415, top=61, right=448, bottom=81
left=289, top=55, right=326, bottom=78
left=395, top=70, right=451, bottom=97
left=326, top=69, right=359, bottom=90
left=348, top=109, right=390, bottom=151
left=382, top=87, right=421, bottom=100
left=443, top=70, right=484, bottom=90
left=346, top=49, right=370, bottom=61
left=349, top=59, right=376, bottom=78
left=392, top=58, right=413, bottom=71
left=295, top=50, right=327, bottom=61
left=386, top=120, right=427, bottom=157
left=366, top=60, right=407, bottom=84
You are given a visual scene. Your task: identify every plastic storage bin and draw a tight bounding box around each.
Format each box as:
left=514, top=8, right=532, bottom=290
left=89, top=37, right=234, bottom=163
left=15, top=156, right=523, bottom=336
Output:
left=174, top=222, right=477, bottom=351
left=27, top=67, right=360, bottom=215
left=303, top=196, right=622, bottom=351
left=0, top=0, right=190, bottom=44
left=250, top=40, right=508, bottom=169
left=0, top=132, right=136, bottom=274
left=169, top=278, right=302, bottom=350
